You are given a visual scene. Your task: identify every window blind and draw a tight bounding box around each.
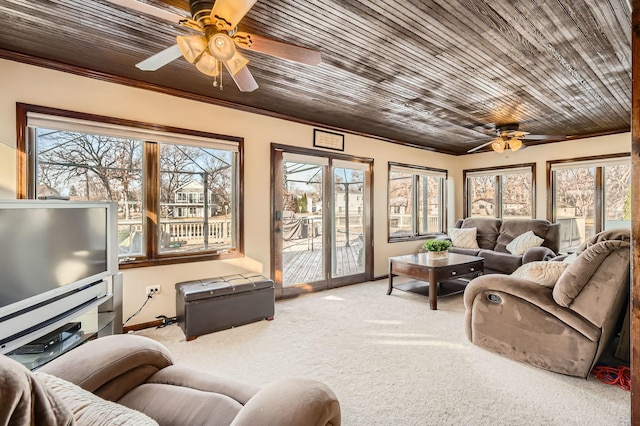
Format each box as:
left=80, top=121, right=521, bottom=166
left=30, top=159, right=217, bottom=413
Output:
left=27, top=112, right=239, bottom=152
left=465, top=166, right=532, bottom=178
left=549, top=157, right=630, bottom=172
left=389, top=164, right=447, bottom=179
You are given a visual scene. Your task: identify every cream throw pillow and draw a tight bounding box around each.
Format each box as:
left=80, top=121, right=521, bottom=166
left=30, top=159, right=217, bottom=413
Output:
left=35, top=372, right=158, bottom=426
left=506, top=230, right=544, bottom=255
left=511, top=261, right=568, bottom=288
left=448, top=227, right=479, bottom=249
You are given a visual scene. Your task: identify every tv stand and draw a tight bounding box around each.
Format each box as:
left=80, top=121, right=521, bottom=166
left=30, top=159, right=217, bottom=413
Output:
left=7, top=273, right=122, bottom=370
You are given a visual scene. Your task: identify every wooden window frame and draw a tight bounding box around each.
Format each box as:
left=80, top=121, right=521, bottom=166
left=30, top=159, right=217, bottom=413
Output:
left=16, top=103, right=244, bottom=268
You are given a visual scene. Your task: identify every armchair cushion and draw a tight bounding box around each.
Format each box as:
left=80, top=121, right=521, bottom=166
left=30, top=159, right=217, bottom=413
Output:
left=448, top=227, right=479, bottom=249
left=35, top=372, right=158, bottom=425
left=511, top=261, right=568, bottom=288
left=505, top=230, right=544, bottom=255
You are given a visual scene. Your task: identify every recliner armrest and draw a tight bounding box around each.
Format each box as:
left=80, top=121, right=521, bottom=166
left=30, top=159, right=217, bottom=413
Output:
left=464, top=274, right=599, bottom=341
left=476, top=250, right=522, bottom=274
left=231, top=377, right=341, bottom=426
left=38, top=334, right=173, bottom=399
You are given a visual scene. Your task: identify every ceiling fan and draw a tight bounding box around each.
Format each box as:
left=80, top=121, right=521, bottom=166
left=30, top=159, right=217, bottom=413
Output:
left=105, top=0, right=323, bottom=92
left=466, top=123, right=565, bottom=153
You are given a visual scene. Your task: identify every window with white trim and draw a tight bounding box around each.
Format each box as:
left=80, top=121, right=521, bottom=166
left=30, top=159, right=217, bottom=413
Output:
left=464, top=164, right=535, bottom=219
left=20, top=106, right=242, bottom=266
left=388, top=163, right=447, bottom=240
left=549, top=155, right=630, bottom=251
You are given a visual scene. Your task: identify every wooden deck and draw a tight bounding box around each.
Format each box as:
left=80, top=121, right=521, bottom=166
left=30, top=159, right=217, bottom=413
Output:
left=282, top=236, right=364, bottom=287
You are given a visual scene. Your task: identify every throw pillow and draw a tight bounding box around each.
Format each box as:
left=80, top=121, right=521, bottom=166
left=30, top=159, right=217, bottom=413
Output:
left=34, top=372, right=159, bottom=426
left=506, top=230, right=544, bottom=255
left=448, top=227, right=479, bottom=249
left=511, top=261, right=568, bottom=288
left=563, top=252, right=578, bottom=264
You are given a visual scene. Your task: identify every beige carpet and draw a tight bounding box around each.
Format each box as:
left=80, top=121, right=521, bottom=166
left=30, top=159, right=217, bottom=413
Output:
left=136, top=280, right=630, bottom=425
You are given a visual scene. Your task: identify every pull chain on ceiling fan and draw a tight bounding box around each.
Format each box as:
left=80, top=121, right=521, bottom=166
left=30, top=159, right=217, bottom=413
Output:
left=104, top=0, right=323, bottom=92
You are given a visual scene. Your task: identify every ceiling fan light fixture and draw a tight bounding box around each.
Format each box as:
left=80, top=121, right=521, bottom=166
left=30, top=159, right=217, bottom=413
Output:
left=209, top=32, right=236, bottom=61
left=195, top=52, right=220, bottom=76
left=508, top=137, right=523, bottom=151
left=224, top=51, right=249, bottom=75
left=176, top=35, right=207, bottom=63
left=491, top=137, right=506, bottom=153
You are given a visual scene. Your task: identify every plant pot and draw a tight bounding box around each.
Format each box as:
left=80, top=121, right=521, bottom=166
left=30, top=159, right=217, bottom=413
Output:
left=427, top=250, right=448, bottom=260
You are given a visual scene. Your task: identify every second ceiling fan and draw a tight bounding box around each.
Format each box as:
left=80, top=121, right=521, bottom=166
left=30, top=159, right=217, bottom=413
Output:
left=106, top=0, right=323, bottom=92
left=467, top=123, right=565, bottom=153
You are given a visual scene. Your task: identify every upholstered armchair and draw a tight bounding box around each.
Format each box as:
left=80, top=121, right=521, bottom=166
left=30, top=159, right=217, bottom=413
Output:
left=463, top=229, right=630, bottom=378
left=2, top=334, right=340, bottom=426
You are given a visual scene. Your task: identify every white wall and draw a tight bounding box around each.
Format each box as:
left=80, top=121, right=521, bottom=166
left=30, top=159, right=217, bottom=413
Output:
left=455, top=133, right=631, bottom=220
left=0, top=59, right=459, bottom=325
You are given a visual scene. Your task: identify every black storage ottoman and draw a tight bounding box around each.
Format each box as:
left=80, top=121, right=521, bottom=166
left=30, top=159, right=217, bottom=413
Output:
left=175, top=273, right=275, bottom=341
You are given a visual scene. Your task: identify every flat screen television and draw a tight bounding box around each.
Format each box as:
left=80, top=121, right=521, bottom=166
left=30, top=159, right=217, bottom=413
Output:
left=0, top=200, right=118, bottom=354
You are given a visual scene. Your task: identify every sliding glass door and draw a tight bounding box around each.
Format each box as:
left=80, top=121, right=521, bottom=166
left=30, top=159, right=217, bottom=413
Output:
left=272, top=147, right=372, bottom=297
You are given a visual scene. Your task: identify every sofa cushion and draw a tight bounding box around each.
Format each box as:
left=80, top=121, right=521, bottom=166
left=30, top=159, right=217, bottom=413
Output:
left=459, top=217, right=501, bottom=249
left=35, top=372, right=158, bottom=425
left=511, top=261, right=568, bottom=288
left=448, top=227, right=479, bottom=249
left=505, top=231, right=544, bottom=255
left=496, top=219, right=559, bottom=253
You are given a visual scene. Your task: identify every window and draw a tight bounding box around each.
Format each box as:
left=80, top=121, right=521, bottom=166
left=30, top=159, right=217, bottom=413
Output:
left=549, top=155, right=630, bottom=252
left=388, top=163, right=447, bottom=240
left=464, top=164, right=535, bottom=219
left=18, top=105, right=243, bottom=267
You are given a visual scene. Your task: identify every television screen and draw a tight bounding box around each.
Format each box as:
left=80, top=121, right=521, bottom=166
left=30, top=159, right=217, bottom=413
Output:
left=0, top=206, right=109, bottom=309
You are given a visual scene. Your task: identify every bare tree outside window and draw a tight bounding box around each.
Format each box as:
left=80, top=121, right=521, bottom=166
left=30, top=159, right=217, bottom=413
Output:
left=417, top=175, right=442, bottom=233
left=502, top=173, right=532, bottom=219
left=159, top=143, right=235, bottom=254
left=468, top=176, right=496, bottom=217
left=389, top=171, right=413, bottom=237
left=554, top=167, right=596, bottom=250
left=604, top=164, right=632, bottom=230
left=34, top=127, right=239, bottom=260
left=35, top=129, right=143, bottom=255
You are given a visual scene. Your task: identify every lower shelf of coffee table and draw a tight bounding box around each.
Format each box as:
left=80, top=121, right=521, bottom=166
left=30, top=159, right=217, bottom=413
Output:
left=393, top=278, right=471, bottom=298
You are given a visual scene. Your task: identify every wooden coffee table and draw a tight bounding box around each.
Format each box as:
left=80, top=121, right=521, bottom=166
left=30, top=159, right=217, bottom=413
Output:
left=387, top=253, right=484, bottom=310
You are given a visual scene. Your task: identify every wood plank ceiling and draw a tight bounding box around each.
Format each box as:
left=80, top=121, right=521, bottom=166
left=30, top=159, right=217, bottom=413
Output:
left=0, top=0, right=632, bottom=154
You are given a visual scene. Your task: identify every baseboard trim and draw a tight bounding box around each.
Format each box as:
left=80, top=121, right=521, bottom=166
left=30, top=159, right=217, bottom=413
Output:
left=123, top=319, right=164, bottom=333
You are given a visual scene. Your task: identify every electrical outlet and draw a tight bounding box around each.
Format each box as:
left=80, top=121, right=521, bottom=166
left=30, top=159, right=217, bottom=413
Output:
left=146, top=285, right=160, bottom=296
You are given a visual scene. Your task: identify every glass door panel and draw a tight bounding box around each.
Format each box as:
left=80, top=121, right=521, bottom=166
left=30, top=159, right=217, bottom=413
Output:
left=281, top=158, right=325, bottom=288
left=332, top=162, right=366, bottom=278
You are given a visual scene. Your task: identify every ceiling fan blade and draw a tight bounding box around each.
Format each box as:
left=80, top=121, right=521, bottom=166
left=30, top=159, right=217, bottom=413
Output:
left=103, top=0, right=185, bottom=24
left=522, top=134, right=566, bottom=140
left=467, top=140, right=494, bottom=153
left=211, top=0, right=257, bottom=30
left=136, top=45, right=182, bottom=71
left=234, top=32, right=322, bottom=66
left=224, top=64, right=258, bottom=92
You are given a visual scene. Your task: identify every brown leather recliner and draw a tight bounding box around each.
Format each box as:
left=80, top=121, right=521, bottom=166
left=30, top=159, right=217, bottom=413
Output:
left=2, top=334, right=341, bottom=425
left=463, top=229, right=630, bottom=378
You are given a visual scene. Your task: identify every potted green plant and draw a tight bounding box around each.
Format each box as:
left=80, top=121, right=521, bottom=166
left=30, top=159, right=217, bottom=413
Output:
left=421, top=239, right=453, bottom=260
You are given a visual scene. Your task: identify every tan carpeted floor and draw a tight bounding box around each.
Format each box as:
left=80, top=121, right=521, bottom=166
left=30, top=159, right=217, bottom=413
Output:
left=136, top=279, right=630, bottom=425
